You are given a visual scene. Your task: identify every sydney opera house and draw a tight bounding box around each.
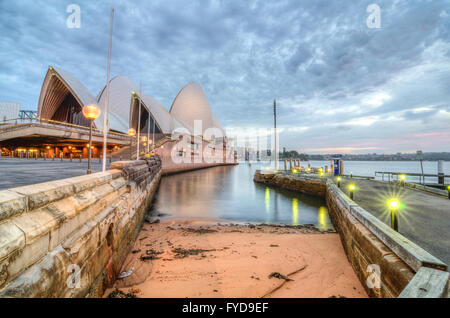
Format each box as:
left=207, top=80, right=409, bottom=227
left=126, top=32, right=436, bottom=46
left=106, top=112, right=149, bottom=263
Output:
left=0, top=66, right=234, bottom=166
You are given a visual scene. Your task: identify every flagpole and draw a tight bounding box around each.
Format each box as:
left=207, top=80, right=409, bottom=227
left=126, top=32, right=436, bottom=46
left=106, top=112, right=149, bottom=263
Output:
left=147, top=108, right=150, bottom=155
left=102, top=8, right=114, bottom=172
left=152, top=113, right=155, bottom=152
left=137, top=81, right=141, bottom=160
left=274, top=99, right=278, bottom=170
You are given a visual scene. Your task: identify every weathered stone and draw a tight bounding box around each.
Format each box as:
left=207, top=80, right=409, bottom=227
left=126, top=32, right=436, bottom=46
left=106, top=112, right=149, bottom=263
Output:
left=0, top=190, right=26, bottom=221
left=45, top=197, right=78, bottom=223
left=0, top=246, right=71, bottom=298
left=109, top=177, right=127, bottom=191
left=11, top=209, right=57, bottom=244
left=62, top=221, right=100, bottom=265
left=65, top=170, right=122, bottom=194
left=12, top=180, right=74, bottom=210
left=6, top=233, right=49, bottom=285
left=0, top=221, right=25, bottom=260
left=0, top=158, right=162, bottom=297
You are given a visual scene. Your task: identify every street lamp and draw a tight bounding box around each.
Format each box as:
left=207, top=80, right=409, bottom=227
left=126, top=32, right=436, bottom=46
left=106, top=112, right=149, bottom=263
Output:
left=128, top=128, right=136, bottom=160
left=388, top=198, right=400, bottom=231
left=348, top=184, right=356, bottom=200
left=400, top=174, right=406, bottom=187
left=447, top=185, right=450, bottom=200
left=337, top=176, right=341, bottom=188
left=82, top=104, right=101, bottom=174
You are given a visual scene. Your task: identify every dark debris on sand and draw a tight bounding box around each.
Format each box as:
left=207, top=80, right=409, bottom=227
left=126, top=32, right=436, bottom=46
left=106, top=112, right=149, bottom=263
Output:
left=268, top=272, right=293, bottom=281
left=184, top=227, right=218, bottom=234
left=172, top=247, right=216, bottom=258
left=107, top=289, right=138, bottom=298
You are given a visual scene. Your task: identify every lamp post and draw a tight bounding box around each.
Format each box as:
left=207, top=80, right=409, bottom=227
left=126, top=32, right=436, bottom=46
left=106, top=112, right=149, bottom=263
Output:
left=128, top=128, right=136, bottom=159
left=447, top=185, right=450, bottom=200
left=82, top=104, right=101, bottom=174
left=400, top=174, right=406, bottom=187
left=337, top=176, right=341, bottom=188
left=348, top=184, right=355, bottom=200
left=141, top=136, right=147, bottom=157
left=388, top=199, right=400, bottom=231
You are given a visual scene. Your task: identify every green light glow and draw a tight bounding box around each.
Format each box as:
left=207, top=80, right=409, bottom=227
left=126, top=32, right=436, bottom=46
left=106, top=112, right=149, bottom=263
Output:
left=292, top=198, right=299, bottom=225
left=265, top=187, right=270, bottom=213
left=318, top=206, right=327, bottom=229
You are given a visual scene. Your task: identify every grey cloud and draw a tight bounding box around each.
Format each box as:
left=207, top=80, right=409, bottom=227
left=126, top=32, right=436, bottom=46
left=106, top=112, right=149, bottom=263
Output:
left=0, top=0, right=449, bottom=153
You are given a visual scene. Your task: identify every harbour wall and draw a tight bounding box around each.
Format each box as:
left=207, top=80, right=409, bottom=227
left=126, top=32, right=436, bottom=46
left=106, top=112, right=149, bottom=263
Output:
left=254, top=171, right=449, bottom=298
left=0, top=157, right=162, bottom=297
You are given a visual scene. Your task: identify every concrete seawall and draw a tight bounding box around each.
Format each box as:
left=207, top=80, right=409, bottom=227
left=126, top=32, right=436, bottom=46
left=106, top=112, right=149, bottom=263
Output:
left=0, top=157, right=162, bottom=297
left=254, top=171, right=449, bottom=298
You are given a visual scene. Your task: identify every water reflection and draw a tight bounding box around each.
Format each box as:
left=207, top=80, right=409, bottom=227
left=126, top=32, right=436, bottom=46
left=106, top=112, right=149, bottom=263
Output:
left=292, top=198, right=299, bottom=225
left=150, top=162, right=333, bottom=229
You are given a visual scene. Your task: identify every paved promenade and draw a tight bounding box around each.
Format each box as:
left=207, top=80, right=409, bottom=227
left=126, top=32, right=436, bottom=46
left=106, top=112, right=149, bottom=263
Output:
left=0, top=157, right=109, bottom=190
left=338, top=177, right=450, bottom=267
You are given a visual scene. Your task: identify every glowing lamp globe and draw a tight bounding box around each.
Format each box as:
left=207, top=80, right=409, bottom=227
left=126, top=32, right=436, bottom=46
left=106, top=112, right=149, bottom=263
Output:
left=348, top=184, right=355, bottom=191
left=128, top=128, right=136, bottom=137
left=388, top=199, right=400, bottom=209
left=82, top=104, right=101, bottom=120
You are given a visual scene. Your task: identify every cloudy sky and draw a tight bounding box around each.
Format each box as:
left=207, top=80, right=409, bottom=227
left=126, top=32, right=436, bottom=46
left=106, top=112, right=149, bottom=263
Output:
left=0, top=0, right=449, bottom=154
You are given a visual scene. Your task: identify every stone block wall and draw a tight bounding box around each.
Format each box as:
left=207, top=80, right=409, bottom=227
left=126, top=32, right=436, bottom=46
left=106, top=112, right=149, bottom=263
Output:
left=0, top=157, right=161, bottom=297
left=253, top=172, right=326, bottom=197
left=325, top=183, right=414, bottom=297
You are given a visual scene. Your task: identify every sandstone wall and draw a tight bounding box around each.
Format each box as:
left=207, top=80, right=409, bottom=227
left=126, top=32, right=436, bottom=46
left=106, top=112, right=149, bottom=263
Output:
left=0, top=157, right=162, bottom=297
left=253, top=171, right=449, bottom=298
left=325, top=182, right=413, bottom=297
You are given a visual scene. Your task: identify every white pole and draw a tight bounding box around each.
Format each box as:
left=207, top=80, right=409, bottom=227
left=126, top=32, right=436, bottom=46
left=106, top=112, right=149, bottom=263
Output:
left=152, top=112, right=155, bottom=151
left=274, top=99, right=278, bottom=170
left=137, top=82, right=141, bottom=160
left=102, top=8, right=114, bottom=172
left=147, top=110, right=150, bottom=155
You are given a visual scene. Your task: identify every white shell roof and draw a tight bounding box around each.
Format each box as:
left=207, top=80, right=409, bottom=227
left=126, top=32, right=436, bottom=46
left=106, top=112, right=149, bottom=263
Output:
left=97, top=75, right=135, bottom=132
left=96, top=75, right=194, bottom=134
left=52, top=67, right=97, bottom=107
left=170, top=82, right=224, bottom=135
left=39, top=67, right=224, bottom=137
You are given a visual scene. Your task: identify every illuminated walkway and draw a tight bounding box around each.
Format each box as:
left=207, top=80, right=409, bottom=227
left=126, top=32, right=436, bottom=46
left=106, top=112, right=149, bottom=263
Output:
left=337, top=178, right=450, bottom=267
left=0, top=157, right=107, bottom=190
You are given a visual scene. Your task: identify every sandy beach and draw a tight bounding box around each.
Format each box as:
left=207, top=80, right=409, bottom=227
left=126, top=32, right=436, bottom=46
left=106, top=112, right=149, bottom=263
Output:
left=105, top=218, right=367, bottom=298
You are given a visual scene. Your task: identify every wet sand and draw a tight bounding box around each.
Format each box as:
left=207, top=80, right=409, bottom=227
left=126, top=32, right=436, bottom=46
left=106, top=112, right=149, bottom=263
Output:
left=105, top=219, right=367, bottom=298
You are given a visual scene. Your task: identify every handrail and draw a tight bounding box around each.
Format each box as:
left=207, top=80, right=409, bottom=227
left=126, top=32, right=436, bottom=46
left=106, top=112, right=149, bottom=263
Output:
left=0, top=117, right=131, bottom=139
left=375, top=171, right=450, bottom=177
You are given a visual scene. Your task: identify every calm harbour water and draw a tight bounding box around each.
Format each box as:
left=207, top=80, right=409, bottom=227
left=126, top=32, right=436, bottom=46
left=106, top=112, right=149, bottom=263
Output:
left=149, top=160, right=449, bottom=228
left=150, top=162, right=333, bottom=229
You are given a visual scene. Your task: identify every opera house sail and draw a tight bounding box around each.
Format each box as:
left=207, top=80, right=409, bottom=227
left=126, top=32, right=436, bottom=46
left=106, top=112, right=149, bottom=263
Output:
left=0, top=66, right=233, bottom=164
